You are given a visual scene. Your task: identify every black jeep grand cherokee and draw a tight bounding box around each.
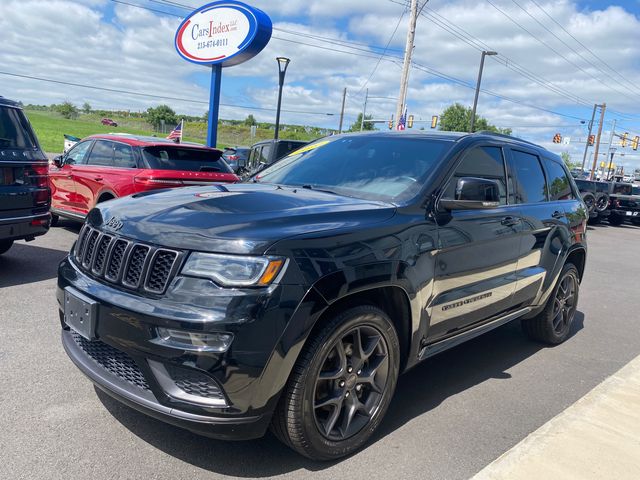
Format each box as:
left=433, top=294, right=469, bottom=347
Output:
left=59, top=132, right=587, bottom=460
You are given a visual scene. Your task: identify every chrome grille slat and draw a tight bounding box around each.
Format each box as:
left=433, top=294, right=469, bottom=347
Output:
left=122, top=244, right=151, bottom=288
left=82, top=230, right=100, bottom=269
left=73, top=225, right=180, bottom=295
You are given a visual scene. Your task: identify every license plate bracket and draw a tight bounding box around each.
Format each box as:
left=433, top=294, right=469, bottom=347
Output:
left=64, top=287, right=98, bottom=340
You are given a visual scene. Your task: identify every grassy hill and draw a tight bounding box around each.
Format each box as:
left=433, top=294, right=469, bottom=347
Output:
left=26, top=110, right=322, bottom=153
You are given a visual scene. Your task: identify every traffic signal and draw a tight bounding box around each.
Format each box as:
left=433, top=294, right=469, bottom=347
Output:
left=388, top=119, right=393, bottom=130
left=588, top=135, right=595, bottom=146
left=633, top=136, right=639, bottom=150
left=431, top=115, right=438, bottom=129
left=553, top=133, right=562, bottom=144
left=407, top=115, right=414, bottom=128
left=621, top=132, right=628, bottom=147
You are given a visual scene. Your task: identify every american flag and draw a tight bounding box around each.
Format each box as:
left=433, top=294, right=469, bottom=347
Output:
left=396, top=109, right=407, bottom=131
left=166, top=120, right=183, bottom=142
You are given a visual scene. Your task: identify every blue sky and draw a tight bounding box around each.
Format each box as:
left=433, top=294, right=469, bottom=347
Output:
left=1, top=0, right=640, bottom=168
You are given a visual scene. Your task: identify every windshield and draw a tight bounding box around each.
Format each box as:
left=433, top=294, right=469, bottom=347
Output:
left=0, top=107, right=38, bottom=150
left=254, top=136, right=452, bottom=202
left=142, top=147, right=232, bottom=173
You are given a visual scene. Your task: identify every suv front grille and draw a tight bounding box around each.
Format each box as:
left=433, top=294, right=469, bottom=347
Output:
left=71, top=331, right=150, bottom=391
left=75, top=224, right=180, bottom=295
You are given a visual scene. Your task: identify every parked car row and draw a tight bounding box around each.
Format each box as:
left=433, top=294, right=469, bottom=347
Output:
left=573, top=179, right=640, bottom=226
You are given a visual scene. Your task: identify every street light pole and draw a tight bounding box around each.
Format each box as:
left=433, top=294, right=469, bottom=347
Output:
left=274, top=56, right=290, bottom=140
left=470, top=50, right=497, bottom=133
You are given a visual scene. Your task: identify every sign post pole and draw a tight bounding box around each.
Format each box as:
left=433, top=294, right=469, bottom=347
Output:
left=174, top=1, right=273, bottom=148
left=207, top=64, right=223, bottom=147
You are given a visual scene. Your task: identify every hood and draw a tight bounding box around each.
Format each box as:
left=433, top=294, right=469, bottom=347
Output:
left=89, top=183, right=396, bottom=254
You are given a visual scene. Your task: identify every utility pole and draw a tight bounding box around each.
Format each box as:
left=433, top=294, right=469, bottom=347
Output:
left=470, top=50, right=497, bottom=133
left=395, top=0, right=418, bottom=126
left=360, top=88, right=369, bottom=131
left=581, top=103, right=598, bottom=172
left=338, top=87, right=347, bottom=133
left=604, top=119, right=617, bottom=180
left=590, top=102, right=606, bottom=180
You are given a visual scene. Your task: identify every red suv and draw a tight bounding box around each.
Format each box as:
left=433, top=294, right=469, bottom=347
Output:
left=101, top=118, right=118, bottom=127
left=49, top=134, right=239, bottom=225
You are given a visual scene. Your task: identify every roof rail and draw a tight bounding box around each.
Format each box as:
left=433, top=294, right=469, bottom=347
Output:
left=474, top=130, right=539, bottom=147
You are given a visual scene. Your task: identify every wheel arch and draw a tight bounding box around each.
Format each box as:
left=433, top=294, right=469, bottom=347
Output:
left=565, top=245, right=586, bottom=281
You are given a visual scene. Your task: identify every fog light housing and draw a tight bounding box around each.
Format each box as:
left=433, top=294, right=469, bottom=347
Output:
left=152, top=327, right=234, bottom=353
left=148, top=360, right=227, bottom=407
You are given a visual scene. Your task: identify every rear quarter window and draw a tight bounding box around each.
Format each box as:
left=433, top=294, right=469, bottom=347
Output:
left=0, top=107, right=37, bottom=150
left=543, top=158, right=575, bottom=201
left=142, top=147, right=231, bottom=173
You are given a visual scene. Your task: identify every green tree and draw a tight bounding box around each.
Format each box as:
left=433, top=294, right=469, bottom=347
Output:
left=82, top=102, right=92, bottom=114
left=561, top=151, right=580, bottom=170
left=57, top=101, right=79, bottom=119
left=439, top=103, right=511, bottom=135
left=244, top=114, right=257, bottom=126
left=349, top=113, right=375, bottom=132
left=146, top=105, right=177, bottom=130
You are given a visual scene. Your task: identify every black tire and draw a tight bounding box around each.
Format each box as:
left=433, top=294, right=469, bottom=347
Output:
left=594, top=192, right=609, bottom=213
left=271, top=305, right=400, bottom=461
left=0, top=239, right=14, bottom=255
left=522, top=263, right=579, bottom=344
left=51, top=214, right=59, bottom=227
left=608, top=213, right=624, bottom=226
left=581, top=192, right=596, bottom=214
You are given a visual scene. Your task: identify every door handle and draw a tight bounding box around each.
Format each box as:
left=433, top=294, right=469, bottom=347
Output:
left=501, top=216, right=520, bottom=226
left=94, top=176, right=103, bottom=181
left=552, top=211, right=564, bottom=219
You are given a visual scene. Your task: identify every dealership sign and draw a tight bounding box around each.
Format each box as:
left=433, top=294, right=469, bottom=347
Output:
left=174, top=1, right=272, bottom=67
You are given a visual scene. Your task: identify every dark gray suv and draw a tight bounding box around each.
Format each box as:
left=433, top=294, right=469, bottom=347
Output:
left=0, top=97, right=50, bottom=255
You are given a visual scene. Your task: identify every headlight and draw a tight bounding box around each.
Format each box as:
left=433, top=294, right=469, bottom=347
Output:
left=181, top=252, right=286, bottom=287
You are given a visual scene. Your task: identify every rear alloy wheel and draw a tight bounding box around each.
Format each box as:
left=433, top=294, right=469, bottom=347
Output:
left=522, top=263, right=579, bottom=344
left=271, top=305, right=399, bottom=461
left=0, top=239, right=14, bottom=255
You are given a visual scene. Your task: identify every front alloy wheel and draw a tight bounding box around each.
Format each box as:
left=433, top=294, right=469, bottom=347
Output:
left=313, top=325, right=390, bottom=441
left=272, top=305, right=399, bottom=460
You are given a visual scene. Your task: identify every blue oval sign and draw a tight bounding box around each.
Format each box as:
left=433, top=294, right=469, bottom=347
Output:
left=175, top=1, right=272, bottom=67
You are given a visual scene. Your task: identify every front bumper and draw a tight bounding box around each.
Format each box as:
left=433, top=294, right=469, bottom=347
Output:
left=61, top=329, right=268, bottom=440
left=610, top=209, right=640, bottom=218
left=57, top=254, right=308, bottom=440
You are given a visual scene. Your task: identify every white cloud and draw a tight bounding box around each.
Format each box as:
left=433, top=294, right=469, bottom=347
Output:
left=0, top=0, right=639, bottom=163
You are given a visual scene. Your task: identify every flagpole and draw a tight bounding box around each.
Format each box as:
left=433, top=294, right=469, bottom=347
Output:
left=180, top=119, right=184, bottom=143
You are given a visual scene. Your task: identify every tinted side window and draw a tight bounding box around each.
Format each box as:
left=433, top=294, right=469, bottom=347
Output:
left=544, top=159, right=575, bottom=201
left=0, top=107, right=37, bottom=149
left=113, top=143, right=136, bottom=168
left=260, top=144, right=272, bottom=164
left=65, top=141, right=92, bottom=165
left=510, top=150, right=547, bottom=203
left=443, top=147, right=507, bottom=205
left=87, top=140, right=114, bottom=167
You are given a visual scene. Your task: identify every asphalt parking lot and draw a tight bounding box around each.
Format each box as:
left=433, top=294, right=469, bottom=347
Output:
left=2, top=220, right=640, bottom=480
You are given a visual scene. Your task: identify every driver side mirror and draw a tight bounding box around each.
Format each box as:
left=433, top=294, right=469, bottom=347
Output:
left=53, top=155, right=64, bottom=167
left=440, top=177, right=501, bottom=210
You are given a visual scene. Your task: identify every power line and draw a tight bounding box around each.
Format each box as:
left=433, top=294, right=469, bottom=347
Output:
left=528, top=0, right=640, bottom=97
left=0, top=71, right=337, bottom=116
left=98, top=0, right=595, bottom=121
left=484, top=0, right=634, bottom=105
left=354, top=8, right=407, bottom=96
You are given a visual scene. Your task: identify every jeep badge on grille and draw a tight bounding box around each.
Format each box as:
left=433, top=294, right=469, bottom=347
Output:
left=105, top=216, right=123, bottom=231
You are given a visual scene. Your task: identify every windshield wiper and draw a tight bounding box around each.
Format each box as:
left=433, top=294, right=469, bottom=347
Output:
left=300, top=184, right=341, bottom=196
